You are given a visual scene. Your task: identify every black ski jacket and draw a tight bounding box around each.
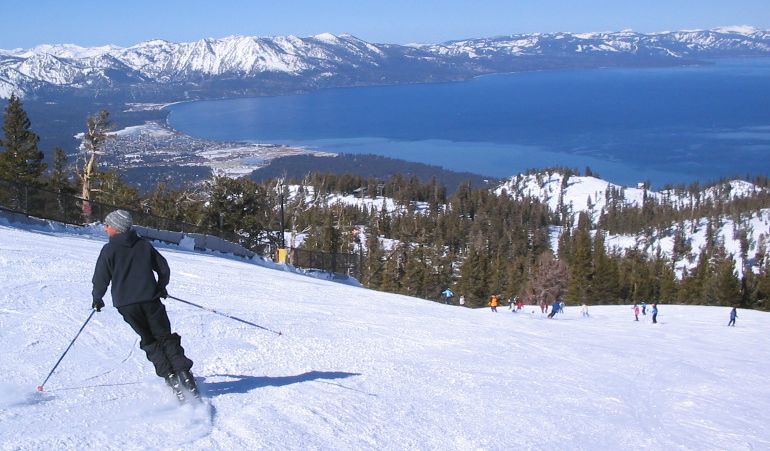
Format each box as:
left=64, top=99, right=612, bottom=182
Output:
left=92, top=229, right=170, bottom=308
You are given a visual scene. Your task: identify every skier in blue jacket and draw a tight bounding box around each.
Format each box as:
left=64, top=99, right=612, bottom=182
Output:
left=548, top=299, right=560, bottom=318
left=441, top=288, right=454, bottom=304
left=728, top=307, right=737, bottom=326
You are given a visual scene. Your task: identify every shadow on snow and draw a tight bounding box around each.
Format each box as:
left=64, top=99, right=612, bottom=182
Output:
left=201, top=370, right=364, bottom=397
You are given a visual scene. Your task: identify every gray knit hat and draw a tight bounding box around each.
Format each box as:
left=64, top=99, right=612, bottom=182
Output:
left=104, top=210, right=133, bottom=233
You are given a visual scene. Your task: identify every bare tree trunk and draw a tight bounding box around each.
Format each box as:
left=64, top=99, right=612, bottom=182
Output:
left=77, top=110, right=111, bottom=221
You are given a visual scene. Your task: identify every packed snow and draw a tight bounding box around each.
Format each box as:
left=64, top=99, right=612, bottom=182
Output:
left=1, top=215, right=769, bottom=450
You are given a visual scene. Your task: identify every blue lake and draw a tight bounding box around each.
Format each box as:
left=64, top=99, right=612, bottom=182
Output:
left=167, top=58, right=770, bottom=187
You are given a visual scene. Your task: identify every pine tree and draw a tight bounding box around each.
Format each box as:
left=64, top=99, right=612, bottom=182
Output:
left=705, top=244, right=741, bottom=306
left=754, top=259, right=770, bottom=309
left=92, top=170, right=140, bottom=209
left=671, top=224, right=691, bottom=263
left=488, top=254, right=507, bottom=296
left=48, top=147, right=72, bottom=194
left=591, top=231, right=619, bottom=304
left=379, top=244, right=405, bottom=293
left=0, top=94, right=45, bottom=185
left=44, top=147, right=74, bottom=218
left=431, top=249, right=456, bottom=301
left=504, top=256, right=528, bottom=299
left=203, top=176, right=273, bottom=249
left=566, top=212, right=593, bottom=304
left=557, top=227, right=572, bottom=262
left=145, top=182, right=180, bottom=220
left=319, top=214, right=342, bottom=254
left=363, top=229, right=386, bottom=288
left=458, top=248, right=489, bottom=307
left=681, top=250, right=710, bottom=304
left=402, top=245, right=429, bottom=298
left=630, top=251, right=655, bottom=302
left=657, top=259, right=678, bottom=302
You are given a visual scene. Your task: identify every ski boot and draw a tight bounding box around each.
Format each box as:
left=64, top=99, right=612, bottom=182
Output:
left=178, top=370, right=201, bottom=400
left=165, top=372, right=186, bottom=403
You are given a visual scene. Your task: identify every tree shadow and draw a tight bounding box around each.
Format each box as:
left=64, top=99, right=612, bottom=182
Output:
left=201, top=371, right=362, bottom=397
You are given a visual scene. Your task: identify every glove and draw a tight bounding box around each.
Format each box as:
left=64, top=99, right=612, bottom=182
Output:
left=159, top=287, right=168, bottom=299
left=92, top=299, right=105, bottom=312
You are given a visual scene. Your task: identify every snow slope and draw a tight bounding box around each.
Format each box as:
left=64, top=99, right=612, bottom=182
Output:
left=1, top=217, right=769, bottom=450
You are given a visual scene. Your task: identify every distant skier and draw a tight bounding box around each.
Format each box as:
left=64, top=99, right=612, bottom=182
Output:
left=441, top=288, right=455, bottom=305
left=489, top=295, right=499, bottom=312
left=540, top=301, right=547, bottom=314
left=581, top=304, right=589, bottom=317
left=91, top=210, right=199, bottom=401
left=633, top=304, right=640, bottom=321
left=559, top=300, right=565, bottom=314
left=651, top=304, right=658, bottom=324
left=459, top=295, right=465, bottom=306
left=728, top=307, right=737, bottom=326
left=548, top=299, right=560, bottom=318
left=641, top=301, right=647, bottom=316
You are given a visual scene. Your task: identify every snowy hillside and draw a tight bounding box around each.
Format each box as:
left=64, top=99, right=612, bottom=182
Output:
left=2, top=27, right=769, bottom=98
left=285, top=184, right=429, bottom=215
left=496, top=172, right=765, bottom=223
left=2, top=215, right=770, bottom=449
left=496, top=172, right=770, bottom=276
left=283, top=172, right=770, bottom=278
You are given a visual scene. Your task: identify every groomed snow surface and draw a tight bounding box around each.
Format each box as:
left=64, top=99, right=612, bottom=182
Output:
left=1, top=218, right=769, bottom=450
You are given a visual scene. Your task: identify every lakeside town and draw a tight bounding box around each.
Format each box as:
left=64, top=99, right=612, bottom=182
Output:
left=100, top=120, right=334, bottom=179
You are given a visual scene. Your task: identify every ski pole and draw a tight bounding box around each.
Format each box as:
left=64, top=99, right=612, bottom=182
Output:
left=37, top=309, right=97, bottom=392
left=167, top=295, right=282, bottom=336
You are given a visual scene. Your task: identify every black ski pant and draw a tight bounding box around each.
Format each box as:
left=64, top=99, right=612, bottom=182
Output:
left=118, top=300, right=193, bottom=377
left=728, top=318, right=736, bottom=326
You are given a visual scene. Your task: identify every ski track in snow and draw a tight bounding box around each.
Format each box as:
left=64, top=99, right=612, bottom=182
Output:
left=2, top=219, right=770, bottom=450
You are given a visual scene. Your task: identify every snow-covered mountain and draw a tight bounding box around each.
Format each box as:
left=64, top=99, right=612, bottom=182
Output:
left=422, top=26, right=770, bottom=60
left=2, top=27, right=769, bottom=99
left=2, top=213, right=770, bottom=449
left=0, top=33, right=441, bottom=99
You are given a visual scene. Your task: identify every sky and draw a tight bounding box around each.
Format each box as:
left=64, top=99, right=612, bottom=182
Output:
left=2, top=215, right=770, bottom=449
left=0, top=0, right=768, bottom=49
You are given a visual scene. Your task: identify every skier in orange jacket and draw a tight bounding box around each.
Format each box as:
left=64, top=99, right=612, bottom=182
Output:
left=489, top=295, right=499, bottom=312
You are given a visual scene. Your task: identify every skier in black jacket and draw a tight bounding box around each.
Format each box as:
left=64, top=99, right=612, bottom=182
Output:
left=92, top=209, right=198, bottom=401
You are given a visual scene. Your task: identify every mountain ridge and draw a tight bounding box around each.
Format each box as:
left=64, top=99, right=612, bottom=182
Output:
left=2, top=27, right=769, bottom=100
